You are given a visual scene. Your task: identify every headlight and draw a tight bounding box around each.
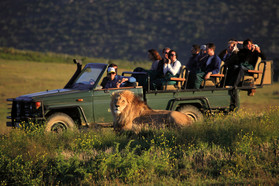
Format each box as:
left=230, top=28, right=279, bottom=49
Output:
left=35, top=102, right=41, bottom=109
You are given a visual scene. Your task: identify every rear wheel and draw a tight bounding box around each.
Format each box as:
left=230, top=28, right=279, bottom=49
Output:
left=45, top=113, right=76, bottom=133
left=178, top=105, right=204, bottom=122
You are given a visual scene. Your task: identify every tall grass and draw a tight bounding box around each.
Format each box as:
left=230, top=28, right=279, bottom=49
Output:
left=1, top=107, right=278, bottom=185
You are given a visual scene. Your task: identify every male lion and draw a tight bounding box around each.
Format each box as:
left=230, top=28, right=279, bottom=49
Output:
left=110, top=90, right=192, bottom=132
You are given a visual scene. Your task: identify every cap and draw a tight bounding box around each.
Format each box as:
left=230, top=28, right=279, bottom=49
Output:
left=108, top=67, right=116, bottom=73
left=200, top=45, right=206, bottom=50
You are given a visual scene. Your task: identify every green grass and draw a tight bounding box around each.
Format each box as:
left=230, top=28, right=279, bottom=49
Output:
left=0, top=108, right=279, bottom=185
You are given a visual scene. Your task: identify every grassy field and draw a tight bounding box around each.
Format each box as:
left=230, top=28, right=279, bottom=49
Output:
left=0, top=59, right=279, bottom=185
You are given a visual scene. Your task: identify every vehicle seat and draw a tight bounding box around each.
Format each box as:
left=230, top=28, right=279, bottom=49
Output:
left=163, top=65, right=189, bottom=90
left=201, top=61, right=227, bottom=88
left=241, top=57, right=266, bottom=87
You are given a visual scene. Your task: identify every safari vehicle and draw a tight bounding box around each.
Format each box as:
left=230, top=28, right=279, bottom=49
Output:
left=6, top=59, right=273, bottom=132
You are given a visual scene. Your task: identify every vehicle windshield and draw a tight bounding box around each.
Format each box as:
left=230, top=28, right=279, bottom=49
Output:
left=71, top=64, right=105, bottom=90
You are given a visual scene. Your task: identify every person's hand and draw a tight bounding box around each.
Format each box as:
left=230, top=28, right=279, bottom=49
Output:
left=254, top=45, right=261, bottom=53
left=116, top=81, right=121, bottom=88
left=204, top=72, right=212, bottom=80
left=116, top=78, right=128, bottom=88
left=122, top=78, right=128, bottom=83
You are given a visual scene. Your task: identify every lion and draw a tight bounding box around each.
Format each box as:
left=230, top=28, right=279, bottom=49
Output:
left=110, top=90, right=192, bottom=132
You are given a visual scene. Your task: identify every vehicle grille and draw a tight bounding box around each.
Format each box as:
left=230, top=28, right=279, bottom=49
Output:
left=7, top=99, right=43, bottom=127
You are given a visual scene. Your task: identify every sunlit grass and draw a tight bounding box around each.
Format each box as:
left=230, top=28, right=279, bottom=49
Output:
left=0, top=107, right=278, bottom=185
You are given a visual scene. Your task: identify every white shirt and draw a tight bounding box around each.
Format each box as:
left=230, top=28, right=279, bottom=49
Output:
left=163, top=60, right=181, bottom=76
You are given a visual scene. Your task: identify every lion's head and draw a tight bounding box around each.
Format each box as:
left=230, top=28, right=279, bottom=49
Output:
left=110, top=90, right=150, bottom=131
left=110, top=90, right=135, bottom=116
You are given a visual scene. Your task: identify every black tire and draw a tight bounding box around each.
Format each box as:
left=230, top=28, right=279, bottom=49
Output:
left=178, top=105, right=204, bottom=122
left=45, top=113, right=76, bottom=133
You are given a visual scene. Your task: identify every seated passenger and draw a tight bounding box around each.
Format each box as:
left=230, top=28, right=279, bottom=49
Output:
left=200, top=45, right=207, bottom=57
left=100, top=63, right=118, bottom=88
left=226, top=38, right=266, bottom=87
left=156, top=47, right=171, bottom=79
left=151, top=50, right=182, bottom=90
left=186, top=44, right=201, bottom=88
left=218, top=39, right=240, bottom=86
left=192, top=43, right=221, bottom=89
left=101, top=67, right=136, bottom=89
left=148, top=49, right=162, bottom=71
left=133, top=48, right=169, bottom=90
left=219, top=39, right=239, bottom=63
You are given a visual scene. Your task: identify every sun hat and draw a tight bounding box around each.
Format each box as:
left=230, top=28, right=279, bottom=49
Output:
left=108, top=67, right=116, bottom=73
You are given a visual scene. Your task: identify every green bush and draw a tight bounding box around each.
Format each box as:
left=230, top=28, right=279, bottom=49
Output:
left=0, top=107, right=278, bottom=185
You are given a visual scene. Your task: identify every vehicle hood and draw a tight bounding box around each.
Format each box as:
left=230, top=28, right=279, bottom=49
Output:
left=15, top=89, right=80, bottom=101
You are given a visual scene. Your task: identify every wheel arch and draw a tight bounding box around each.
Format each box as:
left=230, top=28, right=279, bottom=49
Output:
left=176, top=102, right=204, bottom=114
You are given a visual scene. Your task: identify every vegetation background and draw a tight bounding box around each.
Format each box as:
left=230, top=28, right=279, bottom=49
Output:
left=0, top=52, right=279, bottom=184
left=1, top=0, right=279, bottom=184
left=0, top=0, right=279, bottom=64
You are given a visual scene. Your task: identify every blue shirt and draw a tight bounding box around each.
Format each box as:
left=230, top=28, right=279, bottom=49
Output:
left=104, top=75, right=122, bottom=89
left=104, top=75, right=136, bottom=89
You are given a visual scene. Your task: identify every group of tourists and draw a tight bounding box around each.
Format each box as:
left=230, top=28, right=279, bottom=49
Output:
left=101, top=38, right=266, bottom=90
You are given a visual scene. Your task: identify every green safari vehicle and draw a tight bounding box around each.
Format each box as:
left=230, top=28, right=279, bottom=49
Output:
left=6, top=59, right=273, bottom=132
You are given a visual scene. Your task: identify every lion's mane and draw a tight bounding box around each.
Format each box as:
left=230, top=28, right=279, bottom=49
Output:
left=110, top=90, right=192, bottom=132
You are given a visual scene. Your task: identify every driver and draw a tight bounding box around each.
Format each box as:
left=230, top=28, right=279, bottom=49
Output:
left=101, top=67, right=136, bottom=89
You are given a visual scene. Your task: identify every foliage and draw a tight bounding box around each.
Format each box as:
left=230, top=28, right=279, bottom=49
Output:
left=0, top=0, right=278, bottom=62
left=0, top=107, right=279, bottom=185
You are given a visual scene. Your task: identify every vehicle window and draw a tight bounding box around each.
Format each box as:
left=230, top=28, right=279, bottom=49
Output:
left=71, top=66, right=103, bottom=89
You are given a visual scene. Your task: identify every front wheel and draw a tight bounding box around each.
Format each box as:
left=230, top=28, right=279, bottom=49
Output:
left=178, top=105, right=204, bottom=122
left=45, top=113, right=76, bottom=133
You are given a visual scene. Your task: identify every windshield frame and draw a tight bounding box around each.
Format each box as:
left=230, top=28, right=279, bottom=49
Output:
left=70, top=63, right=107, bottom=90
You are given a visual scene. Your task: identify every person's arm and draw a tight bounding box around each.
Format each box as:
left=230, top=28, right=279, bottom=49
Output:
left=116, top=76, right=128, bottom=88
left=208, top=56, right=221, bottom=75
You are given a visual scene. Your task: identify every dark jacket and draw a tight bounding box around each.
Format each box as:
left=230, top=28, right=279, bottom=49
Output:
left=198, top=54, right=221, bottom=74
left=102, top=75, right=123, bottom=89
left=187, top=53, right=200, bottom=73
left=237, top=48, right=266, bottom=68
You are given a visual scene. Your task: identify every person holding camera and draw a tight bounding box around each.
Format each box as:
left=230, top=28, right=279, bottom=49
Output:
left=156, top=47, right=171, bottom=79
left=227, top=38, right=266, bottom=87
left=151, top=50, right=181, bottom=90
